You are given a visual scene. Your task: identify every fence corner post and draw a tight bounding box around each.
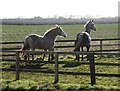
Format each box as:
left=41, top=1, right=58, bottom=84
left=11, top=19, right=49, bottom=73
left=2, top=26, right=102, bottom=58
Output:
left=16, top=51, right=20, bottom=80
left=54, top=52, right=59, bottom=84
left=89, top=53, right=96, bottom=86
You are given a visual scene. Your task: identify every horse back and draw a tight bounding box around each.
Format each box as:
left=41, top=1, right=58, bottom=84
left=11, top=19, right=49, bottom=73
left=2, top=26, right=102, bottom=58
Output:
left=82, top=32, right=91, bottom=46
left=25, top=34, right=44, bottom=50
left=76, top=32, right=91, bottom=47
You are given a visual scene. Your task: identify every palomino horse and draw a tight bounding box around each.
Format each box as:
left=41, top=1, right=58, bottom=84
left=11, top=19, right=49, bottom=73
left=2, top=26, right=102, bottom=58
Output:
left=22, top=25, right=67, bottom=61
left=74, top=20, right=96, bottom=61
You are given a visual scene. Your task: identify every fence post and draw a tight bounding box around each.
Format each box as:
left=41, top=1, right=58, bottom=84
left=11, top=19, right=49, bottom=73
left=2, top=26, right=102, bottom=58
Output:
left=54, top=52, right=59, bottom=83
left=100, top=40, right=102, bottom=58
left=89, top=53, right=96, bottom=86
left=16, top=51, right=20, bottom=80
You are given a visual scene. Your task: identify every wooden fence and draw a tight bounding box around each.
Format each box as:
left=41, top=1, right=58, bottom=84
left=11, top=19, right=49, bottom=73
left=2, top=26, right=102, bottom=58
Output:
left=1, top=38, right=120, bottom=60
left=1, top=38, right=120, bottom=86
left=2, top=50, right=120, bottom=86
left=1, top=38, right=120, bottom=52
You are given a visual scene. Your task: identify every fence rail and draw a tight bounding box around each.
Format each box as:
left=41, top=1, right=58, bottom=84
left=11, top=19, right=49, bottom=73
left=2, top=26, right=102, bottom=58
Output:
left=1, top=38, right=120, bottom=44
left=1, top=44, right=120, bottom=50
left=1, top=38, right=120, bottom=55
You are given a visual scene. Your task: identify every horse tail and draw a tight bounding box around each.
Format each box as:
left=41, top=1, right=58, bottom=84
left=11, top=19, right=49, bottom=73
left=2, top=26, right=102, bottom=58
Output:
left=20, top=37, right=30, bottom=59
left=22, top=42, right=29, bottom=51
left=74, top=33, right=83, bottom=51
left=21, top=38, right=30, bottom=51
left=75, top=33, right=80, bottom=45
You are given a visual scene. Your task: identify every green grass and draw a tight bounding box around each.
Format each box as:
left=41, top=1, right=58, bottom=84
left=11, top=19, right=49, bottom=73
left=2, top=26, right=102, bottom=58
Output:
left=2, top=23, right=118, bottom=42
left=2, top=72, right=119, bottom=90
left=2, top=56, right=119, bottom=90
left=2, top=78, right=120, bottom=90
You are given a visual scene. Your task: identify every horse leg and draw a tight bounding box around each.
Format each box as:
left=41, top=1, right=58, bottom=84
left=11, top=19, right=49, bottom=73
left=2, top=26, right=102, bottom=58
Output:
left=31, top=53, right=34, bottom=61
left=48, top=49, right=53, bottom=61
left=74, top=44, right=80, bottom=61
left=87, top=46, right=90, bottom=61
left=48, top=54, right=50, bottom=61
left=43, top=49, right=47, bottom=61
left=42, top=54, right=45, bottom=61
left=76, top=47, right=80, bottom=61
left=74, top=46, right=80, bottom=61
left=28, top=52, right=30, bottom=61
left=24, top=54, right=28, bottom=60
left=51, top=48, right=54, bottom=61
left=23, top=50, right=30, bottom=65
left=23, top=50, right=29, bottom=60
left=30, top=47, right=35, bottom=61
left=81, top=46, right=84, bottom=61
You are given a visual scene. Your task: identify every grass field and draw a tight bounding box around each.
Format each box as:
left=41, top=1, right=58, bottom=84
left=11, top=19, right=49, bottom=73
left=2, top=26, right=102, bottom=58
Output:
left=2, top=56, right=120, bottom=90
left=2, top=23, right=118, bottom=42
left=1, top=23, right=120, bottom=90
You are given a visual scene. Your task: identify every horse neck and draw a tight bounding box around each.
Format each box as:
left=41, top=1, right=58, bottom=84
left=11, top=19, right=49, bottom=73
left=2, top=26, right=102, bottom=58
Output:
left=44, top=30, right=58, bottom=41
left=85, top=28, right=91, bottom=35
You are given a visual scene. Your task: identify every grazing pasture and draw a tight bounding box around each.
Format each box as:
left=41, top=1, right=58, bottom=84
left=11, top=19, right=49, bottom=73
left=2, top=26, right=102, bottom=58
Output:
left=2, top=23, right=118, bottom=41
left=1, top=23, right=120, bottom=90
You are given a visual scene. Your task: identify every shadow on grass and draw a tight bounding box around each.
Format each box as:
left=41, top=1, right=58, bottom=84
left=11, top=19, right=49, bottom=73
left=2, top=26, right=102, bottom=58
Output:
left=10, top=63, right=48, bottom=70
left=62, top=62, right=81, bottom=68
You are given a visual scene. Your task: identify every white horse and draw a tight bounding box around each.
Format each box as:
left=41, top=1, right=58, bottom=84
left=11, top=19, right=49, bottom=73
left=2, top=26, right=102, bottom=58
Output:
left=22, top=25, right=67, bottom=61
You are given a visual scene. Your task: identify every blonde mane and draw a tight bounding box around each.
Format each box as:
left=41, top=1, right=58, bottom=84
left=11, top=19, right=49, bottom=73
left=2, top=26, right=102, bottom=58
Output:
left=43, top=27, right=57, bottom=36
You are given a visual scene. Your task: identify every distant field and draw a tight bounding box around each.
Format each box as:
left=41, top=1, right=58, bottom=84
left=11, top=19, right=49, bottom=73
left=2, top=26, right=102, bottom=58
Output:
left=2, top=23, right=118, bottom=42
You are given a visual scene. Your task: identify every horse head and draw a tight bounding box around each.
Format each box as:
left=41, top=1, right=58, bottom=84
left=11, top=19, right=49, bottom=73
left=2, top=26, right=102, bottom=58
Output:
left=84, top=20, right=96, bottom=34
left=55, top=24, right=67, bottom=37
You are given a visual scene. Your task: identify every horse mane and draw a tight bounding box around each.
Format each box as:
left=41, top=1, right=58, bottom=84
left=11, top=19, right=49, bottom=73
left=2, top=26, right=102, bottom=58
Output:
left=84, top=19, right=94, bottom=28
left=84, top=20, right=90, bottom=28
left=43, top=27, right=57, bottom=36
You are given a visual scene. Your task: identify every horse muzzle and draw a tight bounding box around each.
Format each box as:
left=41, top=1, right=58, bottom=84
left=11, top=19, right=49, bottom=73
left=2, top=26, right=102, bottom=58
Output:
left=61, top=32, right=67, bottom=37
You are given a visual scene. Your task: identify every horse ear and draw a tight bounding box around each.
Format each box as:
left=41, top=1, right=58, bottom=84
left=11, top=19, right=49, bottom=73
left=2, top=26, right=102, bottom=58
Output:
left=55, top=24, right=60, bottom=28
left=91, top=20, right=94, bottom=22
left=90, top=19, right=94, bottom=22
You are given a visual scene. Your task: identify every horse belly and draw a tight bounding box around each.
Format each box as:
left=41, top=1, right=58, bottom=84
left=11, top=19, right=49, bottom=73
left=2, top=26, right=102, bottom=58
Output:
left=36, top=41, right=44, bottom=49
left=36, top=40, right=49, bottom=50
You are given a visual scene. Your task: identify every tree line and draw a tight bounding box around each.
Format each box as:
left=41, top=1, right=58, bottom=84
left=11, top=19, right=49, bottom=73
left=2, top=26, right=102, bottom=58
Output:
left=1, top=16, right=118, bottom=25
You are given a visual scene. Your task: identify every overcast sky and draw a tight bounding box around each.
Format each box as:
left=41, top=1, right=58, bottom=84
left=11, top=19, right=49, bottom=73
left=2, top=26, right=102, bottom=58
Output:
left=0, top=0, right=119, bottom=19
